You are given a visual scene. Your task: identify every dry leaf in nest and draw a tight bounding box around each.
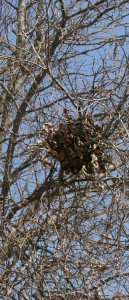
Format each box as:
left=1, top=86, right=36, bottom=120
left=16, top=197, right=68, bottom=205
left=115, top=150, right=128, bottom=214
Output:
left=39, top=156, right=52, bottom=167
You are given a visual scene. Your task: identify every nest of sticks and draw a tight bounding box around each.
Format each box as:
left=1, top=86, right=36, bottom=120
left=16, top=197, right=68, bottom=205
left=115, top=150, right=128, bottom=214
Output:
left=43, top=114, right=108, bottom=175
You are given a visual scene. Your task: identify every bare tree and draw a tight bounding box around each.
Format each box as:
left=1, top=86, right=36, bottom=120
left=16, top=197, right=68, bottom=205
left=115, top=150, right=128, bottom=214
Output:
left=0, top=0, right=129, bottom=299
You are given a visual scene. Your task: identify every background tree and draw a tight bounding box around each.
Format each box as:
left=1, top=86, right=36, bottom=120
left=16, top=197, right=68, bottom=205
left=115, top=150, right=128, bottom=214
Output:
left=0, top=0, right=129, bottom=299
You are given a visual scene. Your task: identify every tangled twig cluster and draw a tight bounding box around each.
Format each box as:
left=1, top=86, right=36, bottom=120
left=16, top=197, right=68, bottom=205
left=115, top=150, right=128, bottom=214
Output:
left=43, top=114, right=108, bottom=175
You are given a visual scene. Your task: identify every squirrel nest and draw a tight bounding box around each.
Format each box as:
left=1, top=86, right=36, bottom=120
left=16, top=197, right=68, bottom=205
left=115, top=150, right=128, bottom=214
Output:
left=43, top=114, right=108, bottom=175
